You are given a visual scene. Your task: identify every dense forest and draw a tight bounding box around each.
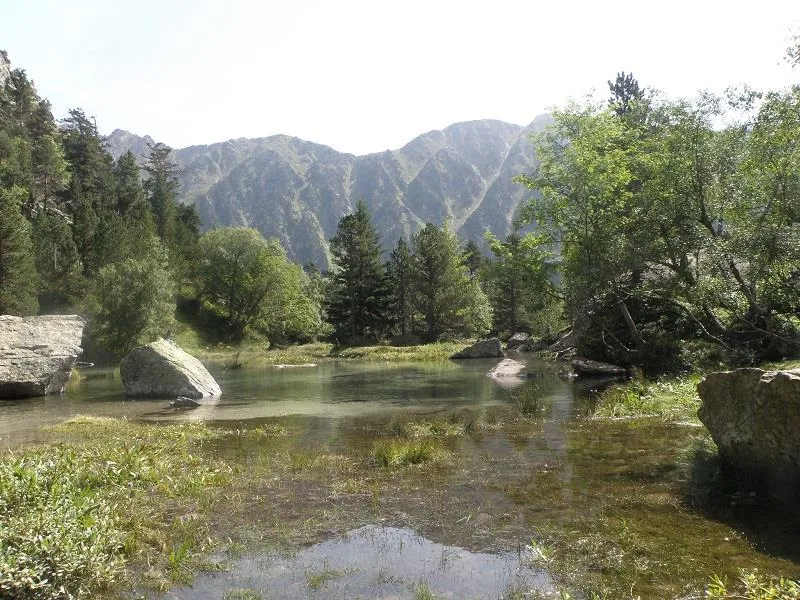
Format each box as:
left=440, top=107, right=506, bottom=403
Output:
left=1, top=49, right=798, bottom=371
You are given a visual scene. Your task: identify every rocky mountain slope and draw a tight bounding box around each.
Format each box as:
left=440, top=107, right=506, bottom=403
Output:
left=107, top=115, right=551, bottom=267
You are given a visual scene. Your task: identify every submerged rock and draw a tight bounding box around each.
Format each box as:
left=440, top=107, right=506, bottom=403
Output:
left=0, top=315, right=86, bottom=399
left=570, top=357, right=626, bottom=378
left=170, top=396, right=201, bottom=408
left=451, top=338, right=503, bottom=359
left=697, top=368, right=800, bottom=498
left=488, top=358, right=529, bottom=378
left=120, top=338, right=221, bottom=398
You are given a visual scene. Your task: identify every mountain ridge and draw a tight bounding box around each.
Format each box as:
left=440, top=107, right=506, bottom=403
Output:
left=106, top=115, right=552, bottom=267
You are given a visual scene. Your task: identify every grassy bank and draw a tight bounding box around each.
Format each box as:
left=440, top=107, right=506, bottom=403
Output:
left=593, top=358, right=800, bottom=423
left=593, top=374, right=702, bottom=422
left=174, top=324, right=468, bottom=366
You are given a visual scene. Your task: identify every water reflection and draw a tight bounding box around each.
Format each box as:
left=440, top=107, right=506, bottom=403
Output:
left=161, top=525, right=552, bottom=599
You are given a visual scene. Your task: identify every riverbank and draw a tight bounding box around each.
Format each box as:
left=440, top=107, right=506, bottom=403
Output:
left=3, top=380, right=799, bottom=598
left=173, top=327, right=469, bottom=367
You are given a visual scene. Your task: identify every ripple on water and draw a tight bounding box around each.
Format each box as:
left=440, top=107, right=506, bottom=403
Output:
left=162, top=525, right=553, bottom=599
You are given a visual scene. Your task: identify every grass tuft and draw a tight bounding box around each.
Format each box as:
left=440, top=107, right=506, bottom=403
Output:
left=372, top=438, right=445, bottom=467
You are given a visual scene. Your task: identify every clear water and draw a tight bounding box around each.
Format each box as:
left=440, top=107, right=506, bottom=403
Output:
left=0, top=358, right=585, bottom=447
left=162, top=525, right=552, bottom=599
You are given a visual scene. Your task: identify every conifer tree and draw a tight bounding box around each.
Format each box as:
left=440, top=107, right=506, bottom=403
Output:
left=0, top=186, right=38, bottom=315
left=327, top=200, right=388, bottom=340
left=411, top=223, right=491, bottom=341
left=386, top=238, right=414, bottom=337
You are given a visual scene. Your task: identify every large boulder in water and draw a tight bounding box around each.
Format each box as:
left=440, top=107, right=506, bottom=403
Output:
left=697, top=368, right=800, bottom=498
left=488, top=358, right=529, bottom=378
left=120, top=338, right=221, bottom=398
left=0, top=315, right=86, bottom=398
left=451, top=338, right=504, bottom=359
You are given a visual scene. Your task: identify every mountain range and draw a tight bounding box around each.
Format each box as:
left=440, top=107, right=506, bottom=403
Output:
left=106, top=115, right=552, bottom=268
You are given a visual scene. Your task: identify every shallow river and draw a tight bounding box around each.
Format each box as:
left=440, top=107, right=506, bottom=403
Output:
left=1, top=358, right=798, bottom=598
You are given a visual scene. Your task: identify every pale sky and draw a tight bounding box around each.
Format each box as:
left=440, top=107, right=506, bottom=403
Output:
left=2, top=0, right=798, bottom=155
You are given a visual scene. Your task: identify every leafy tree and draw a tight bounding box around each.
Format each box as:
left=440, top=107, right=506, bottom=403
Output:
left=327, top=201, right=388, bottom=340
left=196, top=227, right=318, bottom=341
left=0, top=186, right=38, bottom=315
left=87, top=238, right=175, bottom=359
left=411, top=222, right=491, bottom=340
left=386, top=238, right=414, bottom=337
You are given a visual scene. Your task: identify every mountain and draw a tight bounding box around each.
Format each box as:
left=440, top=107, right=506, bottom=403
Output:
left=106, top=115, right=552, bottom=267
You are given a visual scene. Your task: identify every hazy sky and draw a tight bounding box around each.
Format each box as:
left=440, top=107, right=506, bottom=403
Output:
left=2, top=0, right=799, bottom=154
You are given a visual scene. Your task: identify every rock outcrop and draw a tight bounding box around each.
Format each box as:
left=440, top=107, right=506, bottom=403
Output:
left=451, top=338, right=504, bottom=359
left=697, top=368, right=800, bottom=497
left=0, top=315, right=86, bottom=399
left=487, top=358, right=529, bottom=378
left=571, top=357, right=626, bottom=378
left=120, top=338, right=221, bottom=398
left=506, top=333, right=530, bottom=351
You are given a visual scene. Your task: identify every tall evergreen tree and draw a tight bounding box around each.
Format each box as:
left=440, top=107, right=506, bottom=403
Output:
left=386, top=238, right=414, bottom=337
left=32, top=209, right=84, bottom=310
left=327, top=201, right=388, bottom=340
left=0, top=186, right=38, bottom=315
left=143, top=142, right=179, bottom=243
left=411, top=223, right=491, bottom=341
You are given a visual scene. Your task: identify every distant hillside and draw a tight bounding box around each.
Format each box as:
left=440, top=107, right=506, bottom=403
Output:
left=106, top=115, right=552, bottom=267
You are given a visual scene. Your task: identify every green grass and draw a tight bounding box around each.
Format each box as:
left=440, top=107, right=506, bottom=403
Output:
left=706, top=569, right=800, bottom=599
left=594, top=375, right=702, bottom=421
left=0, top=416, right=230, bottom=598
left=332, top=341, right=467, bottom=361
left=305, top=566, right=346, bottom=589
left=372, top=438, right=446, bottom=467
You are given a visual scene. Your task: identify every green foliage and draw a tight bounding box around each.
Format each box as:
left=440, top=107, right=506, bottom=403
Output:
left=0, top=417, right=229, bottom=600
left=196, top=227, right=322, bottom=342
left=87, top=238, right=175, bottom=359
left=32, top=209, right=84, bottom=310
left=327, top=201, right=389, bottom=340
left=386, top=237, right=415, bottom=336
left=517, top=81, right=800, bottom=367
left=372, top=438, right=442, bottom=467
left=411, top=222, right=492, bottom=341
left=706, top=569, right=800, bottom=599
left=484, top=230, right=559, bottom=336
left=594, top=374, right=701, bottom=421
left=0, top=185, right=38, bottom=315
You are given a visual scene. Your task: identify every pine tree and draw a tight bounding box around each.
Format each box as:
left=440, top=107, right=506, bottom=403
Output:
left=0, top=186, right=38, bottom=315
left=411, top=223, right=491, bottom=341
left=32, top=209, right=84, bottom=310
left=327, top=201, right=388, bottom=340
left=143, top=142, right=179, bottom=243
left=386, top=238, right=414, bottom=337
